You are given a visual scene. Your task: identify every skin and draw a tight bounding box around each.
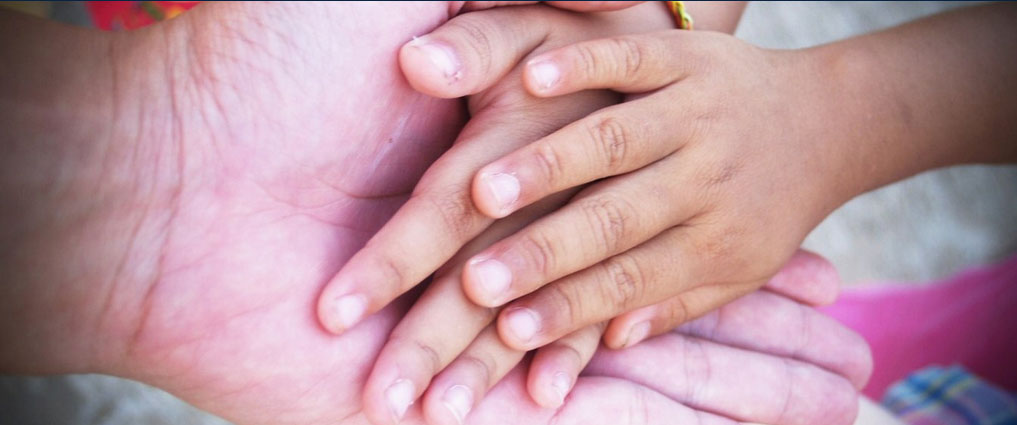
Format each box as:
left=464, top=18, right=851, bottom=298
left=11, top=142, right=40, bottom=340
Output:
left=480, top=1, right=1017, bottom=350
left=318, top=4, right=1017, bottom=411
left=0, top=2, right=870, bottom=425
left=314, top=4, right=762, bottom=421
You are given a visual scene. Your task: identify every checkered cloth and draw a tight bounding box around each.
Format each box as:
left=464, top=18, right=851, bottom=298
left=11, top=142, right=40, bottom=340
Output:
left=883, top=365, right=1017, bottom=425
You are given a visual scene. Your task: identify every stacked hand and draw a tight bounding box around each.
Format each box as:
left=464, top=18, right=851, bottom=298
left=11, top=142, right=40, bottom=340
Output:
left=311, top=3, right=869, bottom=425
left=0, top=2, right=876, bottom=425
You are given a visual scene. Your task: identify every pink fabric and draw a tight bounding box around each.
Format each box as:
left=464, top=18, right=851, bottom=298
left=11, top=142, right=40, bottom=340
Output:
left=821, top=254, right=1017, bottom=399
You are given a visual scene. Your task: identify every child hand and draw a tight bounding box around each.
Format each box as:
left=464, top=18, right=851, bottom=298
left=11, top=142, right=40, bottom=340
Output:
left=461, top=30, right=845, bottom=350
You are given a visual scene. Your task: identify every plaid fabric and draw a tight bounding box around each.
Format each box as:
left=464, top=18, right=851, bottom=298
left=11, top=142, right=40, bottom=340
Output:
left=883, top=365, right=1017, bottom=425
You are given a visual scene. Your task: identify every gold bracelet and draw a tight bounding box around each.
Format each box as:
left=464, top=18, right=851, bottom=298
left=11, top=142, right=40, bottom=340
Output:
left=666, top=1, right=694, bottom=30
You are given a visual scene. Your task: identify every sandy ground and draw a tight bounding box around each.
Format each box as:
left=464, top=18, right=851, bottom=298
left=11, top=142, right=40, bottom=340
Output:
left=2, top=2, right=1015, bottom=424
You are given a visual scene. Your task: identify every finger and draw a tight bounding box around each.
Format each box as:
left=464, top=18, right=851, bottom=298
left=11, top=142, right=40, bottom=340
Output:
left=316, top=91, right=612, bottom=336
left=421, top=326, right=526, bottom=425
left=461, top=1, right=646, bottom=13
left=316, top=138, right=494, bottom=336
left=538, top=377, right=737, bottom=425
left=600, top=248, right=839, bottom=349
left=399, top=6, right=552, bottom=98
left=363, top=195, right=572, bottom=425
left=606, top=288, right=874, bottom=390
left=471, top=94, right=695, bottom=218
left=587, top=333, right=862, bottom=425
left=681, top=288, right=872, bottom=389
left=464, top=156, right=700, bottom=308
left=764, top=249, right=841, bottom=306
left=522, top=31, right=704, bottom=96
left=362, top=273, right=495, bottom=425
left=601, top=281, right=757, bottom=349
left=526, top=323, right=604, bottom=408
left=495, top=225, right=756, bottom=350
left=466, top=370, right=738, bottom=425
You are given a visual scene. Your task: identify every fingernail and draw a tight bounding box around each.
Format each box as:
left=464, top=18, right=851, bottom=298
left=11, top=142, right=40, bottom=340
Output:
left=332, top=294, right=367, bottom=332
left=529, top=60, right=561, bottom=90
left=505, top=307, right=541, bottom=344
left=481, top=172, right=519, bottom=215
left=550, top=372, right=572, bottom=407
left=441, top=385, right=473, bottom=425
left=409, top=37, right=462, bottom=82
left=385, top=379, right=415, bottom=422
left=624, top=321, right=651, bottom=348
left=469, top=258, right=512, bottom=302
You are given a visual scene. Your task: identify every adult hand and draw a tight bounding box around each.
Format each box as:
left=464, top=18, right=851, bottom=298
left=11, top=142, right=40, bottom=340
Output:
left=296, top=4, right=868, bottom=425
left=0, top=3, right=868, bottom=425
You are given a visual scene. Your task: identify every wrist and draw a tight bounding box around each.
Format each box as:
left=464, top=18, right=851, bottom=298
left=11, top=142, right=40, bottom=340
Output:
left=0, top=13, right=187, bottom=375
left=791, top=43, right=933, bottom=216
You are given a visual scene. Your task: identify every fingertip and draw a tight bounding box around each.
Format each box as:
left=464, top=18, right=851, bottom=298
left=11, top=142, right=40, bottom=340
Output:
left=601, top=318, right=630, bottom=350
left=497, top=307, right=543, bottom=351
left=527, top=370, right=573, bottom=409
left=621, top=321, right=651, bottom=349
left=363, top=373, right=415, bottom=425
left=423, top=383, right=475, bottom=425
left=461, top=257, right=512, bottom=308
left=316, top=282, right=367, bottom=335
left=471, top=169, right=519, bottom=219
left=808, top=253, right=842, bottom=305
left=602, top=305, right=657, bottom=349
left=843, top=329, right=875, bottom=390
left=528, top=353, right=577, bottom=408
left=523, top=58, right=563, bottom=97
left=399, top=36, right=465, bottom=98
left=767, top=249, right=841, bottom=306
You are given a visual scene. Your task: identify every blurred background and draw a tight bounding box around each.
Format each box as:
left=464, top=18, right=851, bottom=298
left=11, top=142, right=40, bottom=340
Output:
left=1, top=1, right=1014, bottom=424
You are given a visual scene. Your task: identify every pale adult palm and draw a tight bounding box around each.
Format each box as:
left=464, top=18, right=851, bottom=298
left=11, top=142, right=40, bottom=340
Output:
left=65, top=3, right=870, bottom=425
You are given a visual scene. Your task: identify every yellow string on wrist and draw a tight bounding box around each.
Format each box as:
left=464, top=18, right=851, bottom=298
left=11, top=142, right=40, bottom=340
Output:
left=666, top=1, right=694, bottom=30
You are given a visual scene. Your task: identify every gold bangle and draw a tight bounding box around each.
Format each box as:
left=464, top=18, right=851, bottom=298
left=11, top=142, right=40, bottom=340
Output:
left=666, top=1, right=694, bottom=30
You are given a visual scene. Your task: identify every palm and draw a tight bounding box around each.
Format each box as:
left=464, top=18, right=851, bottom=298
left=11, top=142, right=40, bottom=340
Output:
left=120, top=3, right=464, bottom=424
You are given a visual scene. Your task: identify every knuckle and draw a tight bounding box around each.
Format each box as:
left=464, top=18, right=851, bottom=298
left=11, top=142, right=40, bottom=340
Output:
left=579, top=195, right=633, bottom=252
left=703, top=161, right=741, bottom=188
left=545, top=283, right=585, bottom=328
left=371, top=251, right=410, bottom=292
left=600, top=254, right=646, bottom=307
left=575, top=36, right=647, bottom=83
left=421, top=189, right=478, bottom=240
left=626, top=385, right=651, bottom=425
left=548, top=340, right=585, bottom=367
left=778, top=361, right=859, bottom=425
left=691, top=228, right=739, bottom=266
left=531, top=142, right=565, bottom=187
left=574, top=41, right=605, bottom=80
left=386, top=333, right=445, bottom=375
left=682, top=339, right=713, bottom=404
left=442, top=18, right=494, bottom=77
left=587, top=115, right=631, bottom=172
left=516, top=230, right=561, bottom=277
left=663, top=296, right=691, bottom=328
left=458, top=353, right=496, bottom=388
left=611, top=36, right=646, bottom=82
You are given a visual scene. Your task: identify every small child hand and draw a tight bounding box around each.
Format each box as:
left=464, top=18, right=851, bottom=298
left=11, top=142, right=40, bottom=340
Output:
left=463, top=30, right=843, bottom=350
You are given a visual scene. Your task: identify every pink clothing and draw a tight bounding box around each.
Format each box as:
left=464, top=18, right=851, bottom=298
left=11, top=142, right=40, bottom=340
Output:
left=822, top=255, right=1017, bottom=399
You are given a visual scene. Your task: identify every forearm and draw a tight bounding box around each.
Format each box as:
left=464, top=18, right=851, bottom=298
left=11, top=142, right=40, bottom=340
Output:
left=812, top=2, right=1017, bottom=203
